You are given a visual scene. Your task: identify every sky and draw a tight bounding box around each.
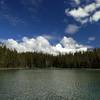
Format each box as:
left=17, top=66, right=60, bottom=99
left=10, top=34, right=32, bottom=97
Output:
left=0, top=0, right=100, bottom=54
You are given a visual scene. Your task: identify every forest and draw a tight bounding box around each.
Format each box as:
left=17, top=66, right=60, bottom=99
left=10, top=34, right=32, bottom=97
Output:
left=0, top=45, right=100, bottom=69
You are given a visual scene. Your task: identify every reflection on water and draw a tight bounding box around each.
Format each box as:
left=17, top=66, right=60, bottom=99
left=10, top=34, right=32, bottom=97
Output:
left=0, top=69, right=100, bottom=100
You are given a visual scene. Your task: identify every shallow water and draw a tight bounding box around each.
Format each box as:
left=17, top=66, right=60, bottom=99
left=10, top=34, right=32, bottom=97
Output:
left=0, top=69, right=100, bottom=100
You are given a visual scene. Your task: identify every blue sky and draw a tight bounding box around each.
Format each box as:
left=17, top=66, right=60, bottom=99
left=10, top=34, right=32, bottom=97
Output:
left=0, top=0, right=100, bottom=48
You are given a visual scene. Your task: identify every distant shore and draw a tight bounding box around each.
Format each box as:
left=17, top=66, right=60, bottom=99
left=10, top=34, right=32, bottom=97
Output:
left=0, top=67, right=100, bottom=70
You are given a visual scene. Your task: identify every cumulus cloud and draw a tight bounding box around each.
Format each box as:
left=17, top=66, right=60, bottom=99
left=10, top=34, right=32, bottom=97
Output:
left=65, top=1, right=100, bottom=24
left=66, top=7, right=89, bottom=18
left=65, top=24, right=79, bottom=34
left=91, top=11, right=100, bottom=22
left=84, top=3, right=97, bottom=13
left=2, top=36, right=89, bottom=55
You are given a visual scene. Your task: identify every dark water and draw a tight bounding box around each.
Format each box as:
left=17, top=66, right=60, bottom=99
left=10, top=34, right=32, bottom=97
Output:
left=0, top=69, right=100, bottom=100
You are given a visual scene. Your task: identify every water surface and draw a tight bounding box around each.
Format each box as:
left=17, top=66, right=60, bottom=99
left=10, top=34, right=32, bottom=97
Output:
left=0, top=69, right=100, bottom=100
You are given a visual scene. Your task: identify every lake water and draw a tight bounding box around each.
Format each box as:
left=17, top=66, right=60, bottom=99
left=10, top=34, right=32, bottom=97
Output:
left=0, top=69, right=100, bottom=100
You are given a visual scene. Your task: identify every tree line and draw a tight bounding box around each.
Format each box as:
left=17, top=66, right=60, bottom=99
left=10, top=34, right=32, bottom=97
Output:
left=0, top=45, right=100, bottom=69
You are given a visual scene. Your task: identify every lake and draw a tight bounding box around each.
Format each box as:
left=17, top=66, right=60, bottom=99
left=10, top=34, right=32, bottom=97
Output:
left=0, top=69, right=100, bottom=100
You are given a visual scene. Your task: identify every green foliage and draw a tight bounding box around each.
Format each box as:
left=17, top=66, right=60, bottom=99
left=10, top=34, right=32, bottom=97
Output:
left=0, top=46, right=100, bottom=68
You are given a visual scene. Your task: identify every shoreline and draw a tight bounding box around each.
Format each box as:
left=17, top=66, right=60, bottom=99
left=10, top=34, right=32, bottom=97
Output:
left=0, top=67, right=100, bottom=71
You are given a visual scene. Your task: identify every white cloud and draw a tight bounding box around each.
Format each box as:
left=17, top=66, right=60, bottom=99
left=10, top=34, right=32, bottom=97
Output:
left=96, top=0, right=100, bottom=3
left=65, top=24, right=79, bottom=34
left=42, top=34, right=54, bottom=40
left=65, top=1, right=100, bottom=23
left=88, top=36, right=96, bottom=41
left=84, top=3, right=97, bottom=13
left=91, top=11, right=100, bottom=22
left=66, top=7, right=89, bottom=18
left=61, top=36, right=78, bottom=49
left=74, top=0, right=80, bottom=5
left=2, top=36, right=89, bottom=55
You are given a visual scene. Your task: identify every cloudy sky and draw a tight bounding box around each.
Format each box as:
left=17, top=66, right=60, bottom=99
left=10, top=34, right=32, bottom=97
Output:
left=0, top=0, right=100, bottom=54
